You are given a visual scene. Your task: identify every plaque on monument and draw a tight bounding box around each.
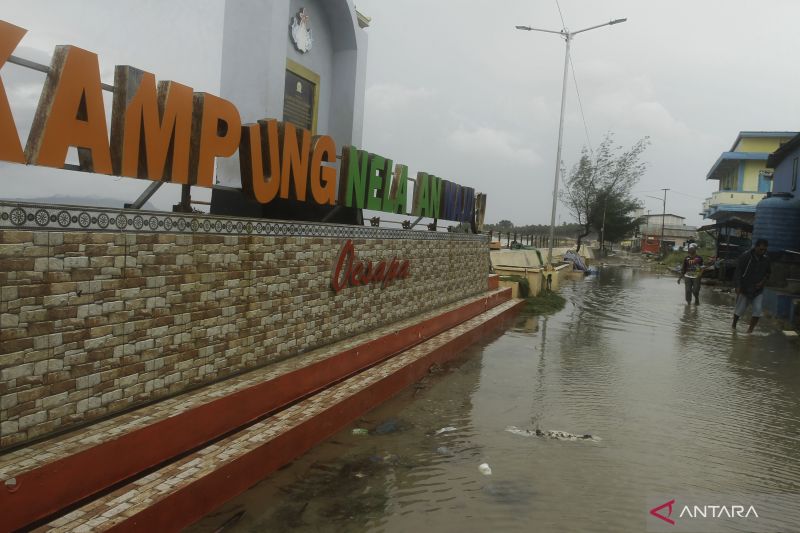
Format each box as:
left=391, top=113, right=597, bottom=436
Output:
left=283, top=69, right=316, bottom=133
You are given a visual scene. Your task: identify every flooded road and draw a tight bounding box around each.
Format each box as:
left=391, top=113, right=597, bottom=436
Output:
left=191, top=268, right=800, bottom=532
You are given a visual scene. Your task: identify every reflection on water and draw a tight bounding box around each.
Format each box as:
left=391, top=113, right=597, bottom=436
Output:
left=190, top=268, right=800, bottom=532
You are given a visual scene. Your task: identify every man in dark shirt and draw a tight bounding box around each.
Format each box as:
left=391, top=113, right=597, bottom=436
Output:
left=678, top=243, right=704, bottom=304
left=732, top=239, right=771, bottom=333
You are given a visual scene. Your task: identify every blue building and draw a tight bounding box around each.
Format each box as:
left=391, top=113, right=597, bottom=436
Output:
left=766, top=133, right=800, bottom=195
left=701, top=131, right=797, bottom=220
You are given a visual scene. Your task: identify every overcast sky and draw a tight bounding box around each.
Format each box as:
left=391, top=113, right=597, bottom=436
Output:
left=2, top=1, right=799, bottom=226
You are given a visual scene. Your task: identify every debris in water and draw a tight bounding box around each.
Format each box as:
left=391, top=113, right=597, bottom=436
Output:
left=505, top=426, right=599, bottom=441
left=505, top=426, right=539, bottom=437
left=478, top=463, right=492, bottom=476
left=435, top=426, right=457, bottom=435
left=351, top=428, right=369, bottom=436
left=373, top=419, right=402, bottom=435
left=436, top=446, right=452, bottom=455
left=783, top=330, right=799, bottom=337
left=428, top=363, right=443, bottom=374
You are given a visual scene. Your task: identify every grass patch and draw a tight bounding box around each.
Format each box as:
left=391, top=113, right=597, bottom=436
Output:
left=498, top=274, right=567, bottom=314
left=524, top=291, right=566, bottom=314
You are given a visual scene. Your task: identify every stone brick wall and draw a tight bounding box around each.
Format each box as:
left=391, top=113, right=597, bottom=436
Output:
left=0, top=207, right=487, bottom=449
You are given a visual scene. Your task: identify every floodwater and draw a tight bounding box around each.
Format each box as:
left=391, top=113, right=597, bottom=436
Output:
left=191, top=267, right=800, bottom=532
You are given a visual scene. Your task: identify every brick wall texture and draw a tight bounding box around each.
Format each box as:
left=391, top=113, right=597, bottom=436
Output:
left=0, top=229, right=488, bottom=449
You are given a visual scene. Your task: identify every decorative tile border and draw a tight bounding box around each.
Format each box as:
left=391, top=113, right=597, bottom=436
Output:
left=0, top=202, right=486, bottom=242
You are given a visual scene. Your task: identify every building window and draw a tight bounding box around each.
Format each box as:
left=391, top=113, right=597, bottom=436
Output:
left=722, top=173, right=733, bottom=191
left=793, top=158, right=798, bottom=192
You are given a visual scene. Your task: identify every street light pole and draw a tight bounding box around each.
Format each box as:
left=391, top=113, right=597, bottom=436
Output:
left=659, top=188, right=669, bottom=257
left=516, top=18, right=626, bottom=266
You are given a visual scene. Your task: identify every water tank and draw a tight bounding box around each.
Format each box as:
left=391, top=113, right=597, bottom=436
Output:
left=753, top=193, right=800, bottom=252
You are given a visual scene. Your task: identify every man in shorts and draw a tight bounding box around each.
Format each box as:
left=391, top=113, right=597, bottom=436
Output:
left=732, top=239, right=771, bottom=333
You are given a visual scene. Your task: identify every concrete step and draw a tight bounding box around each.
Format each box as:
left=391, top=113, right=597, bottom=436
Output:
left=0, top=288, right=513, bottom=531
left=38, top=298, right=524, bottom=532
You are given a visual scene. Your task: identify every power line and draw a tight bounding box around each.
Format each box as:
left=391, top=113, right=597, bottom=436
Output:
left=554, top=0, right=593, bottom=155
left=570, top=54, right=593, bottom=155
left=555, top=0, right=567, bottom=29
left=669, top=189, right=706, bottom=201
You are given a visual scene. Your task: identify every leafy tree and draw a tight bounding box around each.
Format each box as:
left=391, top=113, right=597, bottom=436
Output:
left=496, top=219, right=514, bottom=230
left=591, top=191, right=642, bottom=245
left=560, top=133, right=650, bottom=251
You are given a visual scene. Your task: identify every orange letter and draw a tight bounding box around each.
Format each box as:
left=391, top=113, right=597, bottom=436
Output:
left=0, top=20, right=26, bottom=163
left=240, top=121, right=281, bottom=204
left=310, top=134, right=337, bottom=205
left=25, top=45, right=112, bottom=173
left=110, top=66, right=193, bottom=182
left=278, top=122, right=311, bottom=201
left=188, top=92, right=241, bottom=188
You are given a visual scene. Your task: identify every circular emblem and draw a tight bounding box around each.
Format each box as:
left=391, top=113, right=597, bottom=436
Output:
left=290, top=8, right=313, bottom=53
left=35, top=209, right=49, bottom=226
left=9, top=208, right=25, bottom=226
left=57, top=210, right=71, bottom=227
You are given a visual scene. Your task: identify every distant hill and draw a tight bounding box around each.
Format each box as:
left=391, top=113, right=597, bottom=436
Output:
left=7, top=196, right=160, bottom=212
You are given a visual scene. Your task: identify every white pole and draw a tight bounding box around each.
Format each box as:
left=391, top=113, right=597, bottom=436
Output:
left=547, top=33, right=571, bottom=267
left=516, top=18, right=626, bottom=265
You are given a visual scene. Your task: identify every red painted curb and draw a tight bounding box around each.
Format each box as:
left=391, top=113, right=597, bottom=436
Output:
left=106, top=300, right=525, bottom=532
left=2, top=289, right=512, bottom=532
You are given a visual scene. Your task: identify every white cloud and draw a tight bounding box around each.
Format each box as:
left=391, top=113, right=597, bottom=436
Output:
left=8, top=81, right=43, bottom=109
left=448, top=126, right=543, bottom=168
left=366, top=83, right=436, bottom=113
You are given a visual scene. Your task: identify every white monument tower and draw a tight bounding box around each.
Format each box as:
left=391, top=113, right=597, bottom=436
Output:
left=212, top=0, right=369, bottom=220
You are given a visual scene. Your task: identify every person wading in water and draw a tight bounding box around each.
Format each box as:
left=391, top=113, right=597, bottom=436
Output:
left=732, top=239, right=771, bottom=333
left=678, top=243, right=705, bottom=305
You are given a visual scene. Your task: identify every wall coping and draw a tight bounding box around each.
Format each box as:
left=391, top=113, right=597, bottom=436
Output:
left=0, top=201, right=486, bottom=242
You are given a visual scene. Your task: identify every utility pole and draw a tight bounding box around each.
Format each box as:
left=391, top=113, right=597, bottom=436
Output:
left=659, top=188, right=669, bottom=257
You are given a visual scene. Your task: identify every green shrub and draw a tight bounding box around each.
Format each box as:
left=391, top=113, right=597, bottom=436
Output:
left=497, top=274, right=567, bottom=314
left=524, top=291, right=566, bottom=314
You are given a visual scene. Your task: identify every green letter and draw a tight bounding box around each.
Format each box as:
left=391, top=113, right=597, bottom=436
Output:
left=338, top=145, right=368, bottom=209
left=393, top=164, right=408, bottom=214
left=366, top=154, right=387, bottom=211
left=412, top=172, right=430, bottom=217
left=429, top=175, right=442, bottom=219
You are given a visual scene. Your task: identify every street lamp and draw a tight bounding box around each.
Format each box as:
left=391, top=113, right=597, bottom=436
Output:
left=516, top=18, right=627, bottom=266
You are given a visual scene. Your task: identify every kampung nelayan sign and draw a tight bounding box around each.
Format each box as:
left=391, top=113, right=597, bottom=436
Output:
left=0, top=20, right=484, bottom=224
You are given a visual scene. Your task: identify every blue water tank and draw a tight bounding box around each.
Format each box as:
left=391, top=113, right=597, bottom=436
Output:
left=753, top=193, right=800, bottom=252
